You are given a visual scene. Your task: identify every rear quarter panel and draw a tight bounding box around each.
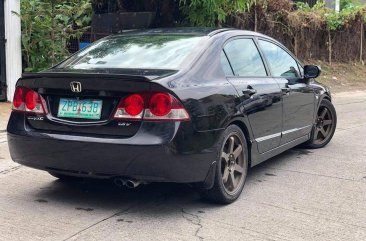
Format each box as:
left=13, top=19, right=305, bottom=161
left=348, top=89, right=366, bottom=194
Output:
left=153, top=35, right=254, bottom=154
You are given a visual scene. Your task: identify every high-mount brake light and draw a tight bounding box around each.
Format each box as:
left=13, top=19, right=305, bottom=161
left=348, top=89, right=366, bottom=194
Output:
left=12, top=86, right=47, bottom=114
left=113, top=92, right=190, bottom=121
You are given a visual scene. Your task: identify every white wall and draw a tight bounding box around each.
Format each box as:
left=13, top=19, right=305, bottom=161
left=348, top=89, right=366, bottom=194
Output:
left=4, top=0, right=22, bottom=101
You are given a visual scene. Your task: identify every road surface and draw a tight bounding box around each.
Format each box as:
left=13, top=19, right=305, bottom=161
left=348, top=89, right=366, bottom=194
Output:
left=0, top=91, right=365, bottom=240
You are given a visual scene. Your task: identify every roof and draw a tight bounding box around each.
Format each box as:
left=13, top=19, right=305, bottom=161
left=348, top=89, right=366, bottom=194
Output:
left=112, top=27, right=271, bottom=39
left=112, top=27, right=233, bottom=37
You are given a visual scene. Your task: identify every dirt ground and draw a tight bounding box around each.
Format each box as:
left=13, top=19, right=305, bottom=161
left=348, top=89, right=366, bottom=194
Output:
left=0, top=102, right=11, bottom=131
left=308, top=60, right=366, bottom=93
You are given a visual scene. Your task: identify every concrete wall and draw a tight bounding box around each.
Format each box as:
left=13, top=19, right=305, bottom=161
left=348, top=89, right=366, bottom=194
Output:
left=4, top=0, right=21, bottom=101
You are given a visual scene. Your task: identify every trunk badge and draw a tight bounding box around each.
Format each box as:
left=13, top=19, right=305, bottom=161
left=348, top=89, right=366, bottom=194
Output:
left=70, top=82, right=82, bottom=93
left=118, top=122, right=132, bottom=127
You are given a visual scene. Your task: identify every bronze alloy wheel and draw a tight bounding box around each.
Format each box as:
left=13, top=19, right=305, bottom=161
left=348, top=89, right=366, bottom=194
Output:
left=202, top=125, right=248, bottom=204
left=220, top=133, right=246, bottom=195
left=313, top=104, right=335, bottom=145
left=305, top=99, right=337, bottom=149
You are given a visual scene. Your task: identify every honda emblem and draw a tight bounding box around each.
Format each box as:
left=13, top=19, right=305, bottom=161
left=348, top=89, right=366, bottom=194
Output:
left=70, top=82, right=82, bottom=93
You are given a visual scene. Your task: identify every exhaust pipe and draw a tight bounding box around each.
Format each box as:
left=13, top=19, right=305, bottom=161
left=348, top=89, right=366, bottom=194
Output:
left=125, top=179, right=141, bottom=189
left=113, top=178, right=126, bottom=187
left=113, top=178, right=141, bottom=189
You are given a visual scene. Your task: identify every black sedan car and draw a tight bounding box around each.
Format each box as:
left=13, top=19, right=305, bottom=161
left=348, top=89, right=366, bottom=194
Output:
left=7, top=28, right=336, bottom=203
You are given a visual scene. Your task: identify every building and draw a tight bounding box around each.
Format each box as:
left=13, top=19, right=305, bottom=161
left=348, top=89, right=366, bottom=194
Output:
left=0, top=0, right=22, bottom=102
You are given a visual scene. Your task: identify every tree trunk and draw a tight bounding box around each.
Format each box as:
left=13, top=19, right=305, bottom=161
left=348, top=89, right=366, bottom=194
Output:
left=360, top=19, right=364, bottom=64
left=294, top=33, right=298, bottom=57
left=51, top=0, right=55, bottom=65
left=328, top=29, right=332, bottom=65
left=254, top=6, right=257, bottom=32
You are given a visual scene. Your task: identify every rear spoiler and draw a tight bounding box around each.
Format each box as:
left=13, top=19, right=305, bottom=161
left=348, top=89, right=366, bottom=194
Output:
left=21, top=72, right=153, bottom=82
left=22, top=68, right=178, bottom=81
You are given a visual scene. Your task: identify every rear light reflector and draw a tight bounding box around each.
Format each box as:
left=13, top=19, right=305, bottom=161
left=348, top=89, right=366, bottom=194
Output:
left=12, top=86, right=47, bottom=114
left=113, top=92, right=190, bottom=121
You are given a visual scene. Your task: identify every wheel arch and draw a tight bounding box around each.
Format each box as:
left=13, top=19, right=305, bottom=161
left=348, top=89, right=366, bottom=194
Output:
left=316, top=93, right=332, bottom=112
left=322, top=94, right=331, bottom=102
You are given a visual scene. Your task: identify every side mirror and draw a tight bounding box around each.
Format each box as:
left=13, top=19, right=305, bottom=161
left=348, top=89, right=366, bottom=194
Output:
left=304, top=65, right=321, bottom=79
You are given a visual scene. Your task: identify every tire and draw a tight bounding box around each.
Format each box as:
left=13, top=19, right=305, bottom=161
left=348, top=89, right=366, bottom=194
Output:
left=201, top=125, right=248, bottom=204
left=305, top=99, right=337, bottom=149
left=48, top=172, right=80, bottom=181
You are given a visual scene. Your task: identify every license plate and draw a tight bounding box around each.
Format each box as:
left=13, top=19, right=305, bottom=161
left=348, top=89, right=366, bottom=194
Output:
left=58, top=98, right=102, bottom=120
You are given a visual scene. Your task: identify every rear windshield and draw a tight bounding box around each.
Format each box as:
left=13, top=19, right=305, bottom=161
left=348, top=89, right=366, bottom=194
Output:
left=55, top=35, right=205, bottom=70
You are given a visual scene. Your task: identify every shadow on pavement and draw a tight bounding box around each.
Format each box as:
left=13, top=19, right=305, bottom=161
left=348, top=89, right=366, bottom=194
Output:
left=28, top=147, right=305, bottom=213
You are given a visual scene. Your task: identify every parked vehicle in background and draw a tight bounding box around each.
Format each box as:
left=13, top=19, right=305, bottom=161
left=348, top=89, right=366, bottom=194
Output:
left=7, top=28, right=337, bottom=204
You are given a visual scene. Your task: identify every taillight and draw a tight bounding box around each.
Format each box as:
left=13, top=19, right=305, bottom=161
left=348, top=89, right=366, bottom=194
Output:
left=113, top=93, right=145, bottom=119
left=12, top=86, right=47, bottom=114
left=149, top=93, right=171, bottom=116
left=13, top=87, right=24, bottom=110
left=113, top=92, right=190, bottom=121
left=144, top=92, right=190, bottom=121
left=124, top=94, right=144, bottom=116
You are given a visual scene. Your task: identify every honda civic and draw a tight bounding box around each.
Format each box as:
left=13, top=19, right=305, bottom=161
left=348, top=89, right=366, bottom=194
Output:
left=7, top=28, right=337, bottom=203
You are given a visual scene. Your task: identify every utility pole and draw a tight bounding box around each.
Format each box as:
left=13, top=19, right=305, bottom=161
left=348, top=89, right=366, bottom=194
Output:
left=335, top=0, right=340, bottom=12
left=4, top=0, right=22, bottom=101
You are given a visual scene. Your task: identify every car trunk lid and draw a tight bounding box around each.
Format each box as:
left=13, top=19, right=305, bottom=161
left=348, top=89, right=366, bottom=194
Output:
left=18, top=73, right=155, bottom=137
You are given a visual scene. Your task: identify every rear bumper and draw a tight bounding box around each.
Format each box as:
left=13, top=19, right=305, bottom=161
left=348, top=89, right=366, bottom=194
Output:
left=7, top=113, right=222, bottom=183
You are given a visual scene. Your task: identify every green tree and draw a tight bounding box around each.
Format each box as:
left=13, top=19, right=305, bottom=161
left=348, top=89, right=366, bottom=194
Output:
left=179, top=0, right=257, bottom=27
left=15, top=0, right=92, bottom=72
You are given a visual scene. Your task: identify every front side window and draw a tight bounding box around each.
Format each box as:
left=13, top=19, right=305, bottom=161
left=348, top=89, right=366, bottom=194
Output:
left=258, top=40, right=300, bottom=78
left=56, top=35, right=206, bottom=70
left=223, top=39, right=267, bottom=77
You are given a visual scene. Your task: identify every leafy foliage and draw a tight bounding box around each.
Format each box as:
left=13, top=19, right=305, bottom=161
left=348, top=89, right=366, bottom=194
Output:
left=294, top=0, right=365, bottom=31
left=15, top=0, right=92, bottom=72
left=325, top=4, right=365, bottom=31
left=180, top=0, right=366, bottom=31
left=179, top=0, right=257, bottom=27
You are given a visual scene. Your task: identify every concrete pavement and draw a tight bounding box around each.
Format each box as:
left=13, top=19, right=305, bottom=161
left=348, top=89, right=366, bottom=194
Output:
left=0, top=92, right=365, bottom=241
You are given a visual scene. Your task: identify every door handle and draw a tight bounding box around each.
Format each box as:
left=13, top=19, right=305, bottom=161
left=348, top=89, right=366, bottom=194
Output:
left=242, top=86, right=257, bottom=96
left=281, top=87, right=291, bottom=94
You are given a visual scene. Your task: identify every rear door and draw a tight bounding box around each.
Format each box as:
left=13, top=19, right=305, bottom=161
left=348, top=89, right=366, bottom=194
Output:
left=222, top=37, right=283, bottom=153
left=258, top=39, right=315, bottom=144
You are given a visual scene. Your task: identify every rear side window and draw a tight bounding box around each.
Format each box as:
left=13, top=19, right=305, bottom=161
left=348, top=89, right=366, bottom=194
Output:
left=258, top=40, right=300, bottom=78
left=223, top=39, right=267, bottom=77
left=220, top=51, right=234, bottom=76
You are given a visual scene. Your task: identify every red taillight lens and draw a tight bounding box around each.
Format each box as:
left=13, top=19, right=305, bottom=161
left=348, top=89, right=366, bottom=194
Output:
left=113, top=92, right=190, bottom=121
left=12, top=86, right=46, bottom=114
left=13, top=87, right=24, bottom=109
left=113, top=93, right=145, bottom=119
left=124, top=94, right=144, bottom=116
left=25, top=90, right=39, bottom=110
left=149, top=93, right=172, bottom=116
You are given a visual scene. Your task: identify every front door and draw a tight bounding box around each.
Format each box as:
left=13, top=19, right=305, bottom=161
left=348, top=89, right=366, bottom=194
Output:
left=222, top=38, right=283, bottom=154
left=258, top=39, right=315, bottom=144
left=0, top=0, right=6, bottom=101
